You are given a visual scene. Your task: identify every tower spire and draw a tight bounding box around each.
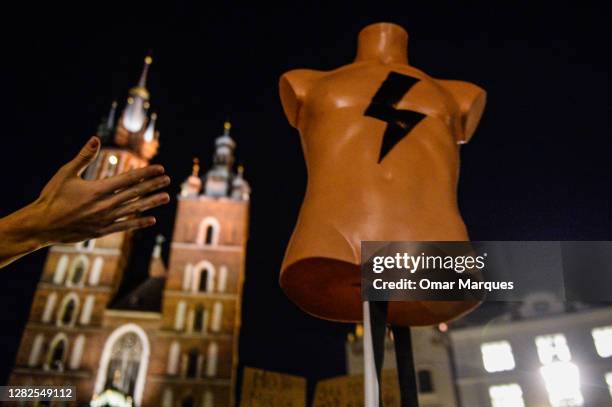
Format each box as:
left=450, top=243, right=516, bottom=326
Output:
left=192, top=157, right=200, bottom=177
left=143, top=112, right=158, bottom=142
left=106, top=101, right=118, bottom=130
left=138, top=55, right=153, bottom=88
left=121, top=55, right=153, bottom=133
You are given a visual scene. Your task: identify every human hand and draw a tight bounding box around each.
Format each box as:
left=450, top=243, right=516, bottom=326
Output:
left=31, top=136, right=170, bottom=245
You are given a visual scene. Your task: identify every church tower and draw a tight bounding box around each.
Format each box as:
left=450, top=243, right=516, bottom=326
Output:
left=9, top=56, right=161, bottom=405
left=152, top=121, right=250, bottom=406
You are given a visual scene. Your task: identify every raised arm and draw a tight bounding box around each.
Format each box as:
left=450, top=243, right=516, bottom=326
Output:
left=438, top=80, right=487, bottom=144
left=0, top=136, right=171, bottom=268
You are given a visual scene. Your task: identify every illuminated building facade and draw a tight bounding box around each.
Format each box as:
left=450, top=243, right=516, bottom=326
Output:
left=449, top=296, right=612, bottom=406
left=9, top=57, right=250, bottom=407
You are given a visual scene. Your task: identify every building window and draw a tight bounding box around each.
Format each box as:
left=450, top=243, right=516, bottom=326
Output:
left=94, top=324, right=150, bottom=407
left=540, top=361, right=584, bottom=407
left=53, top=255, right=69, bottom=284
left=28, top=334, right=45, bottom=367
left=535, top=334, right=571, bottom=365
left=592, top=326, right=612, bottom=358
left=203, top=390, right=214, bottom=407
left=182, top=264, right=193, bottom=291
left=162, top=388, right=173, bottom=407
left=417, top=369, right=434, bottom=393
left=193, top=304, right=205, bottom=333
left=88, top=257, right=104, bottom=286
left=46, top=334, right=68, bottom=372
left=181, top=395, right=195, bottom=407
left=196, top=217, right=220, bottom=246
left=69, top=334, right=85, bottom=370
left=206, top=342, right=218, bottom=377
left=186, top=349, right=199, bottom=378
left=481, top=341, right=515, bottom=373
left=192, top=260, right=215, bottom=293
left=67, top=255, right=89, bottom=287
left=79, top=295, right=95, bottom=325
left=217, top=265, right=228, bottom=292
left=76, top=239, right=95, bottom=251
left=211, top=302, right=223, bottom=332
left=57, top=294, right=80, bottom=327
left=167, top=341, right=180, bottom=375
left=175, top=301, right=187, bottom=331
left=42, top=292, right=57, bottom=323
left=488, top=384, right=525, bottom=407
left=606, top=372, right=612, bottom=399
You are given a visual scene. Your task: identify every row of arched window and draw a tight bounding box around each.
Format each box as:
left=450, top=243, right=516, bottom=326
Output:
left=28, top=332, right=85, bottom=371
left=162, top=388, right=214, bottom=407
left=182, top=261, right=229, bottom=293
left=166, top=341, right=219, bottom=378
left=175, top=301, right=223, bottom=333
left=42, top=292, right=95, bottom=327
left=53, top=254, right=104, bottom=287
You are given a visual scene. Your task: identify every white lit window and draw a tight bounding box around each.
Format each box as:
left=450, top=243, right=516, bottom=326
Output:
left=606, top=373, right=612, bottom=399
left=592, top=326, right=612, bottom=358
left=488, top=383, right=525, bottom=407
left=535, top=334, right=571, bottom=365
left=540, top=361, right=583, bottom=407
left=481, top=341, right=515, bottom=373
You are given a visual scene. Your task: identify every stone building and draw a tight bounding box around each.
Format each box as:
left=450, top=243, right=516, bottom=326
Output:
left=9, top=57, right=250, bottom=407
left=345, top=325, right=459, bottom=407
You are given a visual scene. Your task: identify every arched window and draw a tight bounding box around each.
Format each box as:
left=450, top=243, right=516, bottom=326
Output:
left=211, top=302, right=223, bottom=332
left=196, top=217, right=220, bottom=246
left=42, top=292, right=57, bottom=323
left=69, top=334, right=85, bottom=370
left=162, top=388, right=173, bottom=407
left=53, top=255, right=69, bottom=284
left=46, top=334, right=68, bottom=372
left=181, top=395, right=195, bottom=407
left=57, top=294, right=80, bottom=327
left=217, top=265, right=228, bottom=292
left=79, top=295, right=95, bottom=325
left=28, top=334, right=45, bottom=367
left=186, top=348, right=199, bottom=378
left=76, top=239, right=95, bottom=251
left=88, top=257, right=104, bottom=286
left=193, top=304, right=205, bottom=333
left=203, top=391, right=214, bottom=407
left=192, top=261, right=215, bottom=293
left=206, top=342, right=218, bottom=377
left=94, top=324, right=150, bottom=407
left=167, top=341, right=181, bottom=375
left=67, top=255, right=89, bottom=287
left=175, top=301, right=187, bottom=331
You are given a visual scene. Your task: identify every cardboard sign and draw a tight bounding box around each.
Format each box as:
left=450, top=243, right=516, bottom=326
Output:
left=240, top=367, right=306, bottom=407
left=313, top=370, right=401, bottom=407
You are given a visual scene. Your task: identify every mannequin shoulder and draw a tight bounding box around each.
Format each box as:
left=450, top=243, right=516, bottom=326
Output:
left=436, top=80, right=487, bottom=108
left=436, top=80, right=487, bottom=143
left=279, top=69, right=326, bottom=99
left=279, top=69, right=327, bottom=127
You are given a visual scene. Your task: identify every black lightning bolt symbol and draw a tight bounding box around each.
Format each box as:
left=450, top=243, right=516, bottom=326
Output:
left=364, top=72, right=426, bottom=163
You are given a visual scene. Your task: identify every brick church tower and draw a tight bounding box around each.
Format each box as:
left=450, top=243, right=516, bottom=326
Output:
left=153, top=121, right=250, bottom=407
left=9, top=55, right=160, bottom=405
left=9, top=56, right=251, bottom=407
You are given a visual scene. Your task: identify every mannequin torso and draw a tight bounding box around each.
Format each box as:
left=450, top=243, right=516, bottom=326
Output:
left=279, top=23, right=486, bottom=326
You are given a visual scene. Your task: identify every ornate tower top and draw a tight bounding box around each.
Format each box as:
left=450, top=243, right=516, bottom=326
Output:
left=121, top=55, right=152, bottom=133
left=180, top=157, right=203, bottom=197
left=96, top=54, right=160, bottom=160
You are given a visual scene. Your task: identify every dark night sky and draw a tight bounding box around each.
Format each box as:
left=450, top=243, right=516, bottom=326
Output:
left=0, top=0, right=611, bottom=399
